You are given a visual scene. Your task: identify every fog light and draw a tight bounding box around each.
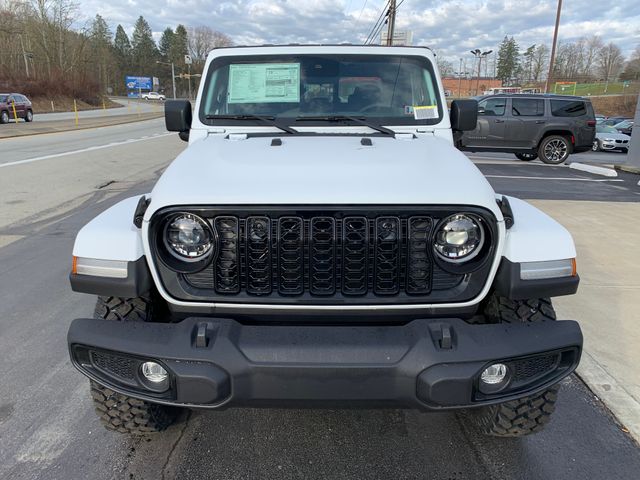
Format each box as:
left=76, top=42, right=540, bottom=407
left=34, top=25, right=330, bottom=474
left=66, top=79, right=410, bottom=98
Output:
left=141, top=361, right=168, bottom=383
left=481, top=363, right=508, bottom=385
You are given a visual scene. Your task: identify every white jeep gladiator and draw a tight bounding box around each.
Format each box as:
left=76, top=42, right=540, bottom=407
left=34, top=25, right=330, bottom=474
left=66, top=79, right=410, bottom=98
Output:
left=68, top=45, right=582, bottom=437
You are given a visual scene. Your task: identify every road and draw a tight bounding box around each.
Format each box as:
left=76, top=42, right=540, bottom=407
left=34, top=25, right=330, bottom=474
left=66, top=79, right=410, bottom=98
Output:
left=1, top=123, right=639, bottom=479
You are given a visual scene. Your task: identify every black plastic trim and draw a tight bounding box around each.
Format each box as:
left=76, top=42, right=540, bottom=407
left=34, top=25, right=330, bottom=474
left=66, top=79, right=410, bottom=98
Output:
left=68, top=316, right=582, bottom=410
left=133, top=195, right=150, bottom=228
left=493, top=258, right=579, bottom=300
left=69, top=257, right=151, bottom=297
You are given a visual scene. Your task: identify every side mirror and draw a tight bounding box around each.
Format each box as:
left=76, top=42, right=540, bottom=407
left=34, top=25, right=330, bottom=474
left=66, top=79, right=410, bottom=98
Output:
left=165, top=100, right=192, bottom=141
left=450, top=99, right=478, bottom=131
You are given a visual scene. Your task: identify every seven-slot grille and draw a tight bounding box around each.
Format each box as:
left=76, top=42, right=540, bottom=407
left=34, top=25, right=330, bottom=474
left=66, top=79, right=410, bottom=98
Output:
left=182, top=213, right=467, bottom=299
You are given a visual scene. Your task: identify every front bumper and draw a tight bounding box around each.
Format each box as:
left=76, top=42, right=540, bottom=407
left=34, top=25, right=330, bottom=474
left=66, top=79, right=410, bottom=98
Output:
left=600, top=140, right=629, bottom=150
left=68, top=317, right=582, bottom=410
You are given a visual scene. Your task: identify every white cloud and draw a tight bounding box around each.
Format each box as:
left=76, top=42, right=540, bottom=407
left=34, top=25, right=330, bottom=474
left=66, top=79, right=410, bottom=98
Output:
left=78, top=0, right=640, bottom=60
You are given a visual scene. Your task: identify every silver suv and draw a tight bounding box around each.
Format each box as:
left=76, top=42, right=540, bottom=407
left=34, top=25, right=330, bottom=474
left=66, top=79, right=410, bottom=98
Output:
left=458, top=94, right=596, bottom=164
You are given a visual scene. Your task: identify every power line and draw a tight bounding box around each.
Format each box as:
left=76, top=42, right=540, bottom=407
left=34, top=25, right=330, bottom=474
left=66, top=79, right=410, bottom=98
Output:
left=357, top=0, right=369, bottom=23
left=364, top=0, right=391, bottom=45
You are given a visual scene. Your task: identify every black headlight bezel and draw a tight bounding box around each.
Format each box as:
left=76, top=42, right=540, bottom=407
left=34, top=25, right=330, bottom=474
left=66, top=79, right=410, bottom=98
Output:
left=155, top=212, right=218, bottom=274
left=432, top=213, right=493, bottom=275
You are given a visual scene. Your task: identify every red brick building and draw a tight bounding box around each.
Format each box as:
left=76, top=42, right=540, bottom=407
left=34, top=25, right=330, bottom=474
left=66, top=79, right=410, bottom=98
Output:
left=442, top=77, right=503, bottom=97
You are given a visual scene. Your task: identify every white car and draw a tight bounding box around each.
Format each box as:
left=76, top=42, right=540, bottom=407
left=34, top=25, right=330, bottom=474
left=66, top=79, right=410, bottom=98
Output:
left=593, top=124, right=630, bottom=153
left=141, top=91, right=165, bottom=101
left=68, top=45, right=582, bottom=439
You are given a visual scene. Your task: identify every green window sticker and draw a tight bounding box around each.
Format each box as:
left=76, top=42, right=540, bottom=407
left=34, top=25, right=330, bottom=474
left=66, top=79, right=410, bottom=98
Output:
left=228, top=63, right=300, bottom=104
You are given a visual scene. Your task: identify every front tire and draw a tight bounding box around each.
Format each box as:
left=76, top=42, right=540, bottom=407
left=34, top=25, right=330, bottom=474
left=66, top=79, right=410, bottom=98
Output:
left=89, top=295, right=180, bottom=434
left=592, top=140, right=600, bottom=152
left=468, top=293, right=561, bottom=437
left=539, top=135, right=572, bottom=164
left=25, top=109, right=33, bottom=122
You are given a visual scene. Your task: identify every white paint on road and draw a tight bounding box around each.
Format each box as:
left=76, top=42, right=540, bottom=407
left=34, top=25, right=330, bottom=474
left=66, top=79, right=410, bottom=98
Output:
left=0, top=132, right=173, bottom=168
left=484, top=174, right=623, bottom=182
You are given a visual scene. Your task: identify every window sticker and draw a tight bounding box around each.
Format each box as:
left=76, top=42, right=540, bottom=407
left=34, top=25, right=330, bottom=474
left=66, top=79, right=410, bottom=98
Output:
left=413, top=105, right=438, bottom=120
left=228, top=63, right=300, bottom=104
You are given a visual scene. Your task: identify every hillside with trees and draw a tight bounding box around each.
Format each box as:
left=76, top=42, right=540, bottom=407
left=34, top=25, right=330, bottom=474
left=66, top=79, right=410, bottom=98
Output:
left=0, top=0, right=232, bottom=107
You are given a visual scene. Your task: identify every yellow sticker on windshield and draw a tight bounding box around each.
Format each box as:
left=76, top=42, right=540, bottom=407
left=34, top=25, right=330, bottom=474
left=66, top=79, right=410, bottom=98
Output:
left=228, top=63, right=300, bottom=104
left=413, top=105, right=438, bottom=120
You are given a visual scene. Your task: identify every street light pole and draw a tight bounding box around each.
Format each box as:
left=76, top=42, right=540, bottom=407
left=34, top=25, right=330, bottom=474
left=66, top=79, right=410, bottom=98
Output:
left=156, top=61, right=177, bottom=99
left=470, top=49, right=493, bottom=96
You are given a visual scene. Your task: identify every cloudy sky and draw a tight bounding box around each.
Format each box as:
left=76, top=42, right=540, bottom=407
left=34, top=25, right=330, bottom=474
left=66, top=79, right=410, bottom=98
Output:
left=80, top=0, right=640, bottom=62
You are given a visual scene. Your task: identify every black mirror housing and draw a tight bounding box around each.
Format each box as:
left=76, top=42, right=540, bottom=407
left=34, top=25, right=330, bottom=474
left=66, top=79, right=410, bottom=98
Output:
left=450, top=99, right=478, bottom=131
left=165, top=100, right=192, bottom=139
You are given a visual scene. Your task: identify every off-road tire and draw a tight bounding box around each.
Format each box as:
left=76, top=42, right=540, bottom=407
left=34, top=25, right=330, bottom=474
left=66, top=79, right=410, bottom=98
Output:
left=90, top=381, right=178, bottom=434
left=515, top=152, right=537, bottom=161
left=469, top=293, right=560, bottom=437
left=539, top=135, right=572, bottom=164
left=470, top=385, right=559, bottom=437
left=89, top=295, right=179, bottom=434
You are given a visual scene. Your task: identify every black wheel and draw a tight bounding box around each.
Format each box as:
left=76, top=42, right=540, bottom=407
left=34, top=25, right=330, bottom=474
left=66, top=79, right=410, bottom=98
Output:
left=0, top=111, right=9, bottom=124
left=592, top=140, right=600, bottom=152
left=467, top=293, right=560, bottom=437
left=89, top=295, right=180, bottom=434
left=539, top=135, right=572, bottom=164
left=25, top=109, right=33, bottom=122
left=515, top=152, right=537, bottom=161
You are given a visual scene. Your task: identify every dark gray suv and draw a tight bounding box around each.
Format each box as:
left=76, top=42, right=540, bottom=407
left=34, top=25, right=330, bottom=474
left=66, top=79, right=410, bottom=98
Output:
left=458, top=94, right=596, bottom=164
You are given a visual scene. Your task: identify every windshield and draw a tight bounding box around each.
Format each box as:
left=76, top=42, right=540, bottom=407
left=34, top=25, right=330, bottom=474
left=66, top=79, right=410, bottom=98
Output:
left=614, top=120, right=632, bottom=128
left=0, top=95, right=8, bottom=103
left=200, top=54, right=442, bottom=127
left=597, top=125, right=619, bottom=133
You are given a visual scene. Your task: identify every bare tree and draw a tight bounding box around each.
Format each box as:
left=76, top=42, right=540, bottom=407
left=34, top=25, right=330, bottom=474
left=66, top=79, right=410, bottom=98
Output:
left=188, top=26, right=232, bottom=71
left=598, top=42, right=625, bottom=82
left=436, top=56, right=454, bottom=77
left=582, top=35, right=603, bottom=78
left=531, top=44, right=548, bottom=82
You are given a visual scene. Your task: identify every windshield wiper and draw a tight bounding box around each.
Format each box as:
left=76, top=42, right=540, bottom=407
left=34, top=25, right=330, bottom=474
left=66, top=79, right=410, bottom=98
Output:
left=205, top=114, right=299, bottom=134
left=294, top=115, right=395, bottom=135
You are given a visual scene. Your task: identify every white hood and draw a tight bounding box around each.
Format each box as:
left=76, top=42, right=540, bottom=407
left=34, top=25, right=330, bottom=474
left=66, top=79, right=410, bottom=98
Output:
left=147, top=134, right=502, bottom=218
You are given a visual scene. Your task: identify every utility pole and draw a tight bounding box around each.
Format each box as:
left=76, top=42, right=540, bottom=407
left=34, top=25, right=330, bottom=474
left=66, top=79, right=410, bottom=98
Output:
left=458, top=58, right=463, bottom=97
left=544, top=0, right=563, bottom=93
left=156, top=61, right=177, bottom=99
left=386, top=0, right=397, bottom=46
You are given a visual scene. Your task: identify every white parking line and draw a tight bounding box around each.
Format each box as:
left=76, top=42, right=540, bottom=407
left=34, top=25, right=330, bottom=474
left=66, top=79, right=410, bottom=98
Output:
left=484, top=175, right=623, bottom=182
left=0, top=133, right=173, bottom=168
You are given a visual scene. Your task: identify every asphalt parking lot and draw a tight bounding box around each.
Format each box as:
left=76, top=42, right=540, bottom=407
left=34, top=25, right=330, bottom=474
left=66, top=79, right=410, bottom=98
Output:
left=1, top=124, right=639, bottom=479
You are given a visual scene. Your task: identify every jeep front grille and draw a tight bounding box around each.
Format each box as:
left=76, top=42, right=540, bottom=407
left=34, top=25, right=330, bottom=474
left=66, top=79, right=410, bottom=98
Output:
left=153, top=207, right=496, bottom=306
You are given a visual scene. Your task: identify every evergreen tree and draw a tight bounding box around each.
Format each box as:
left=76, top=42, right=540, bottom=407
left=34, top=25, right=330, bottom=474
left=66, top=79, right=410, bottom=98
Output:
left=496, top=36, right=520, bottom=85
left=131, top=16, right=159, bottom=75
left=170, top=24, right=189, bottom=66
left=158, top=27, right=174, bottom=60
left=522, top=44, right=536, bottom=83
left=89, top=14, right=113, bottom=92
left=114, top=24, right=131, bottom=68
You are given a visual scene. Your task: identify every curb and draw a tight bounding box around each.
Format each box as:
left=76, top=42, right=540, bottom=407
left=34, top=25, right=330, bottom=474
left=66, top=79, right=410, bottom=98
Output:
left=615, top=165, right=640, bottom=175
left=577, top=352, right=640, bottom=443
left=569, top=162, right=618, bottom=177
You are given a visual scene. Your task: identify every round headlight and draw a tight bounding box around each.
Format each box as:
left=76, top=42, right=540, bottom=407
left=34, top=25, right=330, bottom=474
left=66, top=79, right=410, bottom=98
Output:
left=164, top=213, right=213, bottom=260
left=434, top=214, right=484, bottom=262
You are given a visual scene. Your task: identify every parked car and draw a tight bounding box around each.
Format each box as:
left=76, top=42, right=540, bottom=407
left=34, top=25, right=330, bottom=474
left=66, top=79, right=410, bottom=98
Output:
left=141, top=91, right=166, bottom=101
left=593, top=124, right=630, bottom=152
left=614, top=119, right=633, bottom=136
left=599, top=116, right=630, bottom=127
left=68, top=45, right=583, bottom=439
left=0, top=93, right=34, bottom=123
left=595, top=114, right=606, bottom=121
left=458, top=94, right=596, bottom=164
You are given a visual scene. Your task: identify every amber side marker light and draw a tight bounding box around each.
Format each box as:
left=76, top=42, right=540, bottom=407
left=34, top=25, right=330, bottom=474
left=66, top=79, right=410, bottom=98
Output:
left=71, top=256, right=78, bottom=275
left=571, top=258, right=577, bottom=277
